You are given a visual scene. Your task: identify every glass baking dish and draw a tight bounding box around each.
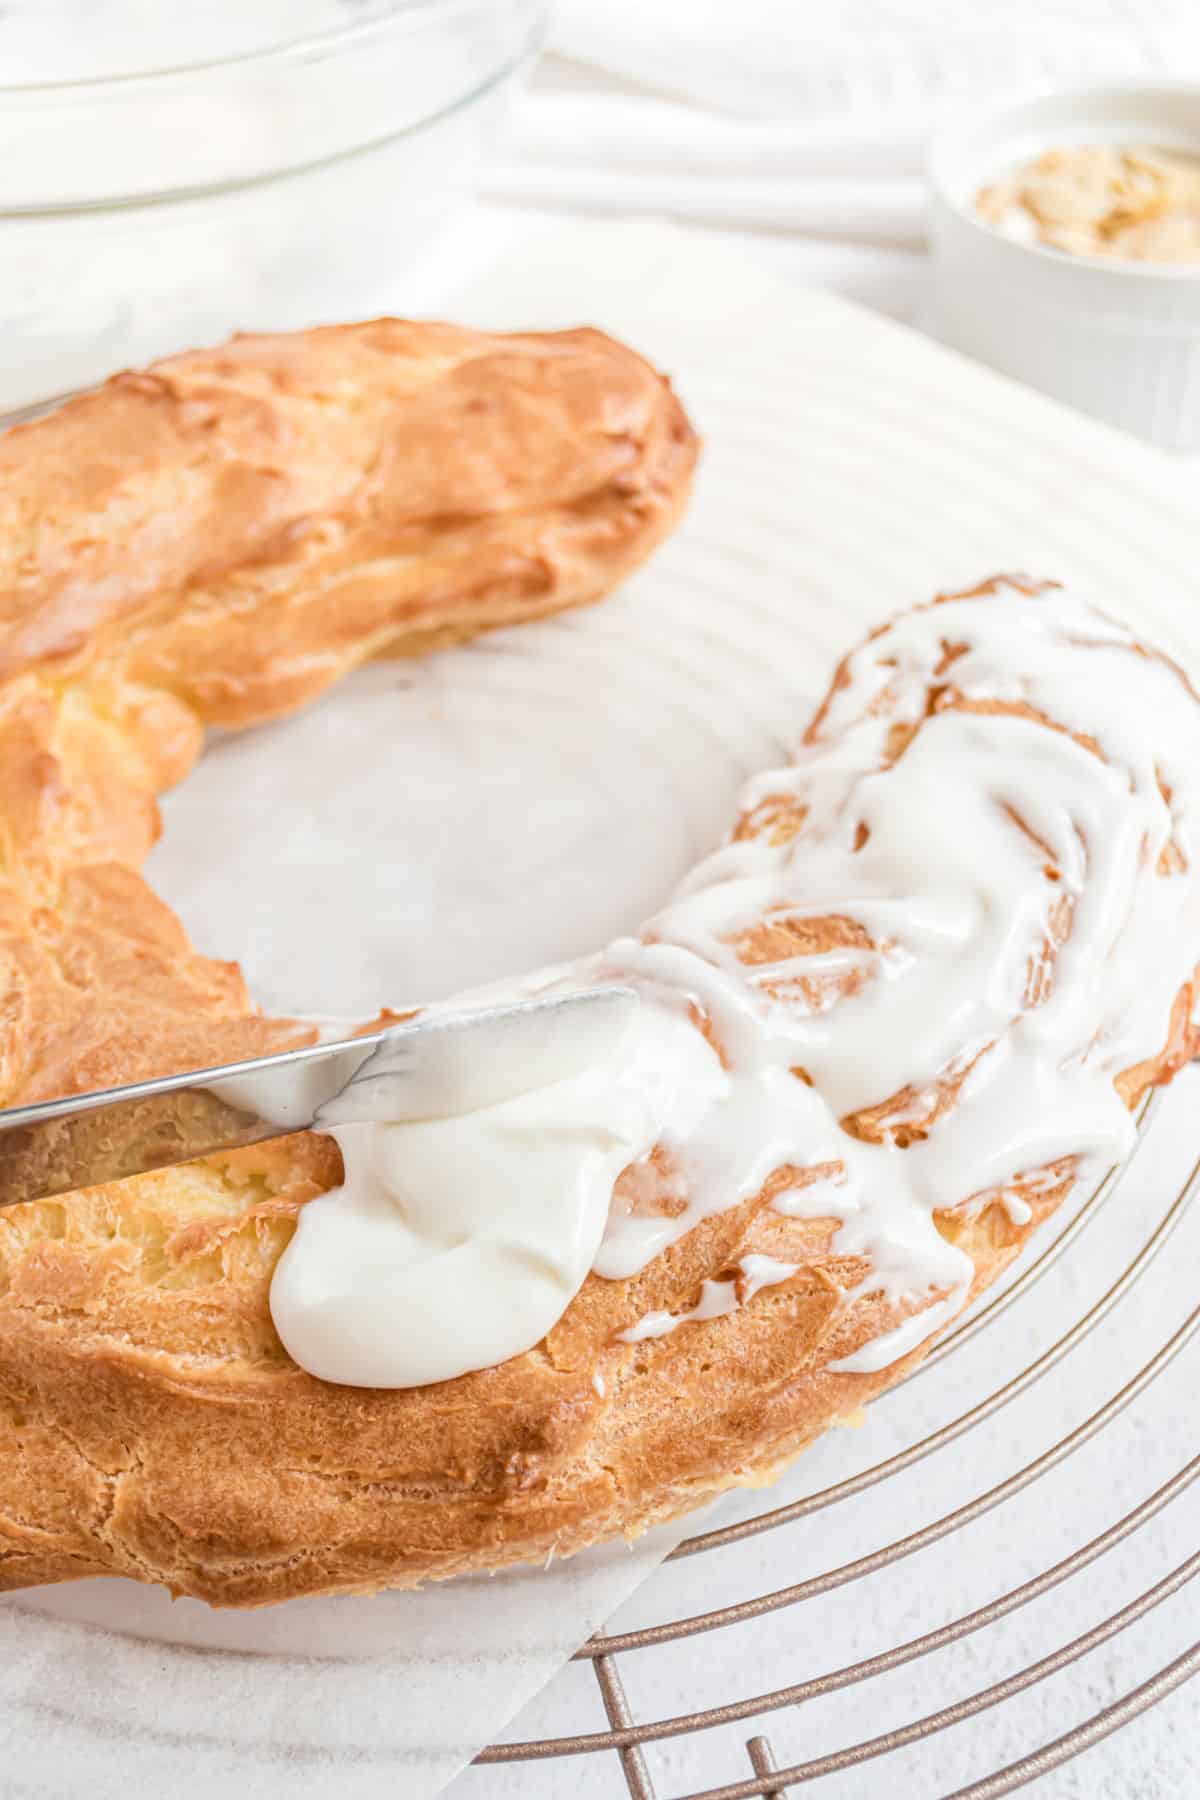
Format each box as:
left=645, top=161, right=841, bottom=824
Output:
left=0, top=0, right=545, bottom=415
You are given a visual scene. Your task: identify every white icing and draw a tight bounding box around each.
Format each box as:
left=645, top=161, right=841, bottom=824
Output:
left=740, top=1251, right=803, bottom=1299
left=270, top=583, right=1200, bottom=1390
left=829, top=1290, right=965, bottom=1374
left=270, top=1066, right=648, bottom=1389
left=270, top=999, right=713, bottom=1387
left=619, top=1278, right=740, bottom=1344
left=599, top=584, right=1200, bottom=1373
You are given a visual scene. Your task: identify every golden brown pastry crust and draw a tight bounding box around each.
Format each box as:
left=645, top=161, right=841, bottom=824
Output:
left=0, top=336, right=1189, bottom=1606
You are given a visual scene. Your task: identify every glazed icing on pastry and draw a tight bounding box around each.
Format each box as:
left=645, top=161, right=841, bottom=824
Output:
left=271, top=580, right=1200, bottom=1389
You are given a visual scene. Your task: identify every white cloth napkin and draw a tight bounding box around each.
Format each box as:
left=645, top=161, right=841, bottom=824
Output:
left=544, top=0, right=1200, bottom=119
left=485, top=2, right=1200, bottom=318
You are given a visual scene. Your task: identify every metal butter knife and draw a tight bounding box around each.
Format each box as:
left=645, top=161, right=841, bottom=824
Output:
left=0, top=986, right=638, bottom=1209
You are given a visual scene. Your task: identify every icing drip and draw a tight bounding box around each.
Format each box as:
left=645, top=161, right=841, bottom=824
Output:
left=618, top=1254, right=800, bottom=1343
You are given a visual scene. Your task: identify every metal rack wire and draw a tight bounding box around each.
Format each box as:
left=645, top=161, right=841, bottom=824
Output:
left=474, top=1078, right=1200, bottom=1796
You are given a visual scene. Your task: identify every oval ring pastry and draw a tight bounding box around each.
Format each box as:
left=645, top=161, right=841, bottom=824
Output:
left=0, top=323, right=1196, bottom=1607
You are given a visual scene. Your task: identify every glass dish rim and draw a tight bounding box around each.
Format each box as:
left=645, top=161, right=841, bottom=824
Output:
left=0, top=0, right=529, bottom=99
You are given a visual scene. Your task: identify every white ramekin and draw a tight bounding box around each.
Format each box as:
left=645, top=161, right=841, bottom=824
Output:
left=927, top=82, right=1200, bottom=451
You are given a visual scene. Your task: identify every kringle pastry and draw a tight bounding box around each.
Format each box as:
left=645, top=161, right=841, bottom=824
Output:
left=0, top=323, right=1195, bottom=1608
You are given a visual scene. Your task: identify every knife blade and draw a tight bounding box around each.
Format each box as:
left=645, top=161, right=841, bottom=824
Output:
left=0, top=985, right=638, bottom=1208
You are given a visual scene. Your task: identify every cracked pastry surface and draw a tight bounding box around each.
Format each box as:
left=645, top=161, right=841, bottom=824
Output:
left=0, top=325, right=1196, bottom=1607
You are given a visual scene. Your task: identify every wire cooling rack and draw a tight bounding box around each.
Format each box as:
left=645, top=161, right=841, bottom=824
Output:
left=472, top=1074, right=1200, bottom=1798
